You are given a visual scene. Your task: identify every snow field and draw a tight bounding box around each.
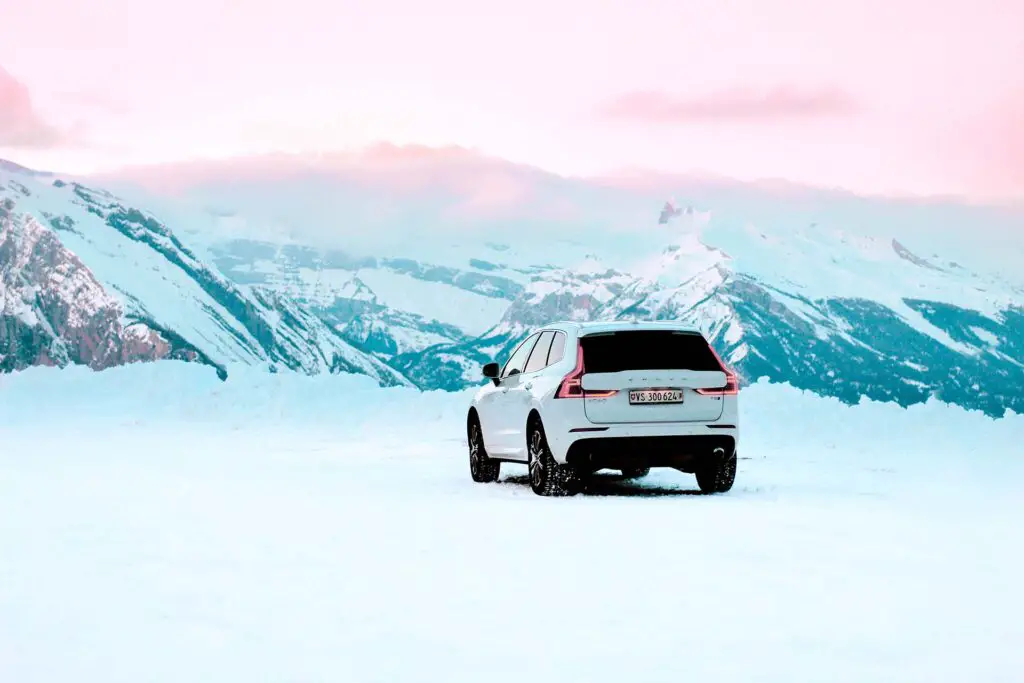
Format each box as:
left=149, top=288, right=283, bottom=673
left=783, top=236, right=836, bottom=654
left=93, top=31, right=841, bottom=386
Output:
left=1, top=364, right=1022, bottom=682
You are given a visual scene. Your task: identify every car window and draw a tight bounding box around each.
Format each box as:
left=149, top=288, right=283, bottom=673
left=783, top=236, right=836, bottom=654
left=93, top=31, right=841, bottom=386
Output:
left=501, top=334, right=539, bottom=378
left=524, top=331, right=554, bottom=373
left=547, top=331, right=566, bottom=366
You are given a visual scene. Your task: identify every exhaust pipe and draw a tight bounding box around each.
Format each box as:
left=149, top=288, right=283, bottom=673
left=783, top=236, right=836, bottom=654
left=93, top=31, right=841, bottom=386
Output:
left=712, top=447, right=726, bottom=460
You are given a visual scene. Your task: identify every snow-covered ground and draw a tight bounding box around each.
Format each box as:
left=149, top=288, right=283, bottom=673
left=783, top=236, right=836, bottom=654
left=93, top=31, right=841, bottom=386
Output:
left=2, top=364, right=1023, bottom=682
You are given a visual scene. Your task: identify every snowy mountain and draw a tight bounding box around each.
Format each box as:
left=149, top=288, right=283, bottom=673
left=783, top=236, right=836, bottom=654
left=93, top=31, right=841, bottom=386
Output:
left=205, top=238, right=525, bottom=358
left=1, top=198, right=181, bottom=371
left=0, top=161, right=409, bottom=386
left=201, top=199, right=1023, bottom=417
left=4, top=152, right=1023, bottom=417
left=388, top=202, right=1024, bottom=417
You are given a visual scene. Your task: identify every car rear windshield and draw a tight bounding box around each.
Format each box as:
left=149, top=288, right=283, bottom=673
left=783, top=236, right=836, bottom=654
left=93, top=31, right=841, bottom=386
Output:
left=580, top=330, right=722, bottom=373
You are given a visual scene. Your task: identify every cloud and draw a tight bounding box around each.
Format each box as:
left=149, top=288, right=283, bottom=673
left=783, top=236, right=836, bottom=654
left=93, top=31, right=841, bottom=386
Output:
left=600, top=86, right=858, bottom=124
left=0, top=66, right=66, bottom=148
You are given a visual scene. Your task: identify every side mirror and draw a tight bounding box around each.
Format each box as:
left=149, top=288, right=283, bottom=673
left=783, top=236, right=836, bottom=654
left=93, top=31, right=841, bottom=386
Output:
left=482, top=362, right=500, bottom=385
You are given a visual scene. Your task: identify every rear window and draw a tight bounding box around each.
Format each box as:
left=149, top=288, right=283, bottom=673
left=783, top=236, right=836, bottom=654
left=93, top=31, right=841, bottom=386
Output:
left=580, top=331, right=722, bottom=373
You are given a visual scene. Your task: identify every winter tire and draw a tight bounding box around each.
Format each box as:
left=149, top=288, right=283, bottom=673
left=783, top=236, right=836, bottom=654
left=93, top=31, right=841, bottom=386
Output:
left=527, top=418, right=577, bottom=497
left=695, top=449, right=737, bottom=494
left=468, top=415, right=500, bottom=483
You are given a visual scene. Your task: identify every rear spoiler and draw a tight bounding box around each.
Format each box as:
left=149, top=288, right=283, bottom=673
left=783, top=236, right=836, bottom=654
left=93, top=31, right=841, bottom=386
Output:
left=579, top=329, right=704, bottom=338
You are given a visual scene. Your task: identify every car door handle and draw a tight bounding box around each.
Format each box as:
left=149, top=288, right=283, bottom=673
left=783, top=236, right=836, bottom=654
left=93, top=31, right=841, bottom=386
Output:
left=524, top=382, right=533, bottom=390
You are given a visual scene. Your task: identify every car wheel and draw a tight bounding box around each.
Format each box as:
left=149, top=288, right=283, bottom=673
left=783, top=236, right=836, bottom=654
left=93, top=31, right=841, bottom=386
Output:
left=527, top=418, right=578, bottom=497
left=695, top=449, right=737, bottom=494
left=621, top=467, right=651, bottom=480
left=468, top=415, right=500, bottom=483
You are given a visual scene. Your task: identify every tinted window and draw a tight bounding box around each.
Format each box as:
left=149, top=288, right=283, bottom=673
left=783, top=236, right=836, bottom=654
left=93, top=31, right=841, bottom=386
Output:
left=547, top=332, right=566, bottom=365
left=501, top=334, right=539, bottom=378
left=524, top=331, right=554, bottom=373
left=580, top=331, right=721, bottom=373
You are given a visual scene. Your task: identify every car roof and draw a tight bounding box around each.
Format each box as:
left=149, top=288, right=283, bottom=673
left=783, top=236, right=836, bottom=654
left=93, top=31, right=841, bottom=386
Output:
left=542, top=320, right=703, bottom=336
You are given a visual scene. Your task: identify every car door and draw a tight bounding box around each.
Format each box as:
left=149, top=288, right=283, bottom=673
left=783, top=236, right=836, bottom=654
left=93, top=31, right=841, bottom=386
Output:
left=483, top=333, right=539, bottom=456
left=503, top=331, right=555, bottom=459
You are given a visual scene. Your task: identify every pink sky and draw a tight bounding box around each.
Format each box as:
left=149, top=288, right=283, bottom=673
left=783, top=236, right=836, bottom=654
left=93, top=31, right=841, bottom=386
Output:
left=0, top=0, right=1021, bottom=201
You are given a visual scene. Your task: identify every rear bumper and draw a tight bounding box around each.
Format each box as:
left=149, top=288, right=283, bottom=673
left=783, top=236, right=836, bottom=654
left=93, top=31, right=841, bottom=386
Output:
left=563, top=433, right=736, bottom=473
left=545, top=418, right=738, bottom=470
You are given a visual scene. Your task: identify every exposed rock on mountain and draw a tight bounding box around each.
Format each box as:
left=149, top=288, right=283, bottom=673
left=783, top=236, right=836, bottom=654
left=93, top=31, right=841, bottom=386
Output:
left=0, top=200, right=183, bottom=371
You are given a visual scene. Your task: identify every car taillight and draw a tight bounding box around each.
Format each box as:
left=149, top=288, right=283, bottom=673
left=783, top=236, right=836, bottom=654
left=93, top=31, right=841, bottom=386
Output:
left=555, top=344, right=618, bottom=399
left=695, top=344, right=740, bottom=396
left=695, top=372, right=739, bottom=396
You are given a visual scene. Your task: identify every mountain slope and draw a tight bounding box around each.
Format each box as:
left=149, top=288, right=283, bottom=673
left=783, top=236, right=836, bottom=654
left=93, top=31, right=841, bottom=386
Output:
left=1, top=199, right=188, bottom=371
left=206, top=238, right=525, bottom=357
left=0, top=162, right=409, bottom=386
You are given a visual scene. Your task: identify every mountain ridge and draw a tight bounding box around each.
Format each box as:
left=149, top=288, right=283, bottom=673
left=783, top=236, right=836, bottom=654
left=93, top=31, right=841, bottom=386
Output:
left=2, top=157, right=1022, bottom=417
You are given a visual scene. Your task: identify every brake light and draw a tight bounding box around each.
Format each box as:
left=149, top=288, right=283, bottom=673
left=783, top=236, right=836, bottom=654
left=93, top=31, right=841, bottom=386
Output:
left=695, top=372, right=739, bottom=396
left=695, top=344, right=740, bottom=396
left=555, top=344, right=618, bottom=399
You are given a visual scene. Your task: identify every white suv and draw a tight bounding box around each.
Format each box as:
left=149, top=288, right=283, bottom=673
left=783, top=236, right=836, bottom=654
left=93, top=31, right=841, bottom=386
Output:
left=467, top=321, right=739, bottom=496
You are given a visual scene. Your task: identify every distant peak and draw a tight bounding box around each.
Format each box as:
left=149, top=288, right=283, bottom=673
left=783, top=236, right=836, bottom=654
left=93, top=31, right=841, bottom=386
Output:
left=0, top=158, right=50, bottom=176
left=658, top=199, right=701, bottom=225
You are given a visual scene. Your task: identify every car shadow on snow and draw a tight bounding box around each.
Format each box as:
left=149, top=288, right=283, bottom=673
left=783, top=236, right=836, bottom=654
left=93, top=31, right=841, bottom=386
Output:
left=500, top=472, right=704, bottom=497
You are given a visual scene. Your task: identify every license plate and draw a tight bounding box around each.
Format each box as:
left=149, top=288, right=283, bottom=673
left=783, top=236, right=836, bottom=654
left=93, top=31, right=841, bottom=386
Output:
left=628, top=389, right=684, bottom=405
